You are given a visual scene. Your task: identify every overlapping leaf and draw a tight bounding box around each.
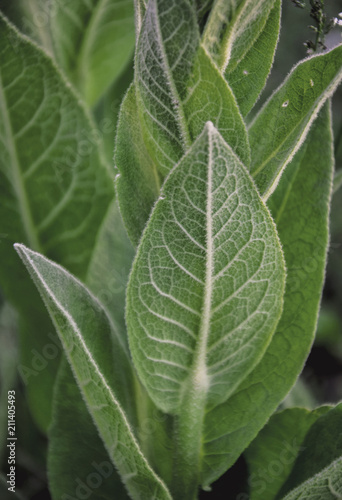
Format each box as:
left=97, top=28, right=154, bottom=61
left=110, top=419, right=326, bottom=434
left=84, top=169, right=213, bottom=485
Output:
left=279, top=404, right=342, bottom=499
left=203, top=0, right=276, bottom=73
left=227, top=0, right=281, bottom=117
left=134, top=0, right=249, bottom=174
left=0, top=13, right=113, bottom=429
left=201, top=104, right=334, bottom=487
left=127, top=123, right=285, bottom=415
left=15, top=244, right=172, bottom=500
left=51, top=0, right=135, bottom=105
left=245, top=406, right=330, bottom=500
left=249, top=44, right=342, bottom=199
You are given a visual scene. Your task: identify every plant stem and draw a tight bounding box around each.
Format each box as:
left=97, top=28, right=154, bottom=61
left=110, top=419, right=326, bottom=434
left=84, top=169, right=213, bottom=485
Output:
left=172, top=378, right=207, bottom=500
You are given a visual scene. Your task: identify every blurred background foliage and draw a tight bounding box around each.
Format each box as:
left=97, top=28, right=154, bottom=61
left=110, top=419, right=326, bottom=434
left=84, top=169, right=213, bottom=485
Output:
left=0, top=1, right=341, bottom=499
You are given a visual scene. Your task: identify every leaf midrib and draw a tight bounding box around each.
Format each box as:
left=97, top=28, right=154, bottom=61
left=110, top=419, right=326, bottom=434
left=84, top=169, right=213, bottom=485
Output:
left=152, top=0, right=192, bottom=150
left=0, top=70, right=41, bottom=252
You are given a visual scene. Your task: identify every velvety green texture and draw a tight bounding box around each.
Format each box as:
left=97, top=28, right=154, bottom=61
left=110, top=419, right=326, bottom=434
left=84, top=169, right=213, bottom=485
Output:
left=201, top=104, right=334, bottom=487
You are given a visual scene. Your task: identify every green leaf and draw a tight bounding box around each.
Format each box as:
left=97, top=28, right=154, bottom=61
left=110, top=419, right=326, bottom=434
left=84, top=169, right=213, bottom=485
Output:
left=279, top=404, right=342, bottom=500
left=15, top=244, right=172, bottom=500
left=245, top=406, right=330, bottom=500
left=202, top=0, right=276, bottom=73
left=49, top=359, right=129, bottom=500
left=85, top=200, right=135, bottom=344
left=201, top=103, right=334, bottom=487
left=51, top=0, right=135, bottom=106
left=226, top=0, right=281, bottom=117
left=127, top=123, right=285, bottom=496
left=115, top=84, right=162, bottom=247
left=127, top=122, right=285, bottom=415
left=135, top=0, right=249, bottom=176
left=0, top=13, right=113, bottom=429
left=183, top=46, right=250, bottom=166
left=249, top=44, right=342, bottom=199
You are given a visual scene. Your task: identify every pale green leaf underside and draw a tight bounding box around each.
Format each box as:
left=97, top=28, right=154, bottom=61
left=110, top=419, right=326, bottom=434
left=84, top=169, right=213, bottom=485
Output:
left=15, top=245, right=171, bottom=500
left=249, top=44, right=342, bottom=199
left=51, top=0, right=135, bottom=106
left=127, top=123, right=285, bottom=415
left=203, top=0, right=276, bottom=73
left=245, top=407, right=330, bottom=500
left=201, top=104, right=334, bottom=487
left=135, top=0, right=249, bottom=176
left=226, top=0, right=281, bottom=117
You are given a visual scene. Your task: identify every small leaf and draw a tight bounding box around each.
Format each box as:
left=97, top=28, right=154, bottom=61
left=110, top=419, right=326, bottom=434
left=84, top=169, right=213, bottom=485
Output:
left=115, top=85, right=162, bottom=247
left=201, top=104, right=334, bottom=488
left=203, top=0, right=276, bottom=73
left=249, top=44, right=342, bottom=199
left=226, top=0, right=281, bottom=117
left=245, top=406, right=330, bottom=500
left=134, top=0, right=249, bottom=176
left=279, top=404, right=342, bottom=499
left=135, top=0, right=199, bottom=173
left=127, top=123, right=285, bottom=415
left=51, top=0, right=135, bottom=105
left=49, top=359, right=129, bottom=500
left=15, top=244, right=172, bottom=500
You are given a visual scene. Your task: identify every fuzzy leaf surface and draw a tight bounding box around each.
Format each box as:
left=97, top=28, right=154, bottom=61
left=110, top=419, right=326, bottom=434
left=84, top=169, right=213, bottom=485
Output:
left=135, top=0, right=249, bottom=175
left=203, top=0, right=276, bottom=73
left=51, top=0, right=135, bottom=105
left=201, top=104, right=334, bottom=487
left=226, top=0, right=280, bottom=117
left=127, top=123, right=285, bottom=415
left=15, top=245, right=171, bottom=500
left=249, top=45, right=342, bottom=199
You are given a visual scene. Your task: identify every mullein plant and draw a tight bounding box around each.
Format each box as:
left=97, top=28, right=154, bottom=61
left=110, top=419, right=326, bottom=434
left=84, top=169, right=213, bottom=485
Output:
left=0, top=0, right=342, bottom=498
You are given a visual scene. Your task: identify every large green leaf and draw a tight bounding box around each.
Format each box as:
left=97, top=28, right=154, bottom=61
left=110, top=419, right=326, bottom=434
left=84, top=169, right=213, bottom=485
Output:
left=201, top=104, right=334, bottom=487
left=15, top=244, right=172, bottom=500
left=202, top=0, right=276, bottom=73
left=249, top=44, right=342, bottom=199
left=226, top=0, right=281, bottom=117
left=134, top=0, right=249, bottom=175
left=126, top=123, right=284, bottom=496
left=127, top=123, right=284, bottom=413
left=245, top=406, right=330, bottom=500
left=279, top=404, right=342, bottom=499
left=50, top=0, right=135, bottom=106
left=0, top=13, right=113, bottom=429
